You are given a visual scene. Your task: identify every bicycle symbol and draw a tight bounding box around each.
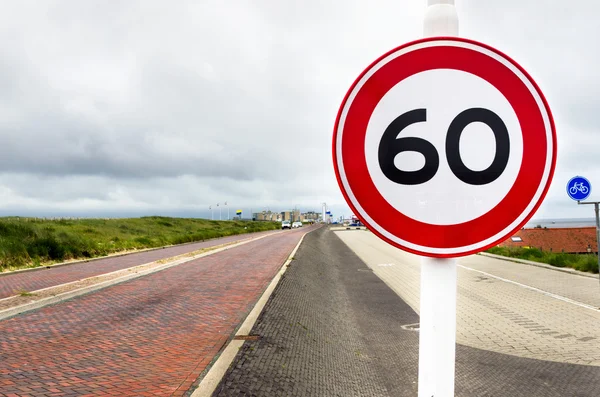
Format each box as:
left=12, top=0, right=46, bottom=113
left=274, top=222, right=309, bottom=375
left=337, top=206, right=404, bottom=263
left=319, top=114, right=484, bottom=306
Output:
left=569, top=182, right=589, bottom=195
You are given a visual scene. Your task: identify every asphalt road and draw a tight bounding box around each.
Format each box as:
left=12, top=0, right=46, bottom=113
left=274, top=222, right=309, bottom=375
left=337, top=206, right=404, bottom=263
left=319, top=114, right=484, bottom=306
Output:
left=212, top=227, right=600, bottom=396
left=0, top=227, right=309, bottom=397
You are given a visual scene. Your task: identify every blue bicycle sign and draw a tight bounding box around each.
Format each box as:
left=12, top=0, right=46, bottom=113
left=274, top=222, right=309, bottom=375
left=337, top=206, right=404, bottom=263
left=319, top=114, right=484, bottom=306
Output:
left=566, top=176, right=591, bottom=201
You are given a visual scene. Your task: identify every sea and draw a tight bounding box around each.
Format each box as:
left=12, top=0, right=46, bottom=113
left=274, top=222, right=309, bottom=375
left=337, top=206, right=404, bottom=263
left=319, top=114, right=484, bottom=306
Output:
left=524, top=218, right=597, bottom=229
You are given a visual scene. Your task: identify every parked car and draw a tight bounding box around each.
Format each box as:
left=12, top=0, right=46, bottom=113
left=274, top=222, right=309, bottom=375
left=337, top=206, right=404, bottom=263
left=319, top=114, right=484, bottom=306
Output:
left=282, top=220, right=291, bottom=230
left=292, top=221, right=302, bottom=228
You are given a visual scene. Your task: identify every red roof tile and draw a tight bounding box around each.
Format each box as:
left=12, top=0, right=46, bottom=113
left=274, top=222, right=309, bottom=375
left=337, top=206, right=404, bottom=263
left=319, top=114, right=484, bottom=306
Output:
left=499, top=227, right=598, bottom=254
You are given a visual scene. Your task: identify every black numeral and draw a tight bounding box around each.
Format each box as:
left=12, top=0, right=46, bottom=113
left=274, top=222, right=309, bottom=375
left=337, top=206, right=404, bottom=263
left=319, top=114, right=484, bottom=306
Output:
left=378, top=108, right=510, bottom=186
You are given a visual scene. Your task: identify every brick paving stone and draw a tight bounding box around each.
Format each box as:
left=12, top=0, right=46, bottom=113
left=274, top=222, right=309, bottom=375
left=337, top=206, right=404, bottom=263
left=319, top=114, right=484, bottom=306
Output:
left=212, top=227, right=600, bottom=397
left=0, top=228, right=309, bottom=397
left=0, top=231, right=277, bottom=299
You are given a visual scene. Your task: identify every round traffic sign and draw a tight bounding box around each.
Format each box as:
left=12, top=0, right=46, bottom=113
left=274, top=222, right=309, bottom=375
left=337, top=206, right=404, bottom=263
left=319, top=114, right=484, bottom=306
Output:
left=566, top=176, right=591, bottom=201
left=333, top=37, right=557, bottom=258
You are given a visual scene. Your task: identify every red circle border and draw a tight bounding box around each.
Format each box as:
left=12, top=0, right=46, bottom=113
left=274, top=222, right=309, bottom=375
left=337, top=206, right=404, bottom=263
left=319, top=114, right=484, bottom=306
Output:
left=332, top=36, right=557, bottom=258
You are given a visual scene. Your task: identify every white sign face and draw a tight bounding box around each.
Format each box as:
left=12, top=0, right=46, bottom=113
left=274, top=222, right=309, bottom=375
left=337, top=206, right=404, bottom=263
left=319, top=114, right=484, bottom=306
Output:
left=365, top=68, right=523, bottom=225
left=333, top=38, right=556, bottom=257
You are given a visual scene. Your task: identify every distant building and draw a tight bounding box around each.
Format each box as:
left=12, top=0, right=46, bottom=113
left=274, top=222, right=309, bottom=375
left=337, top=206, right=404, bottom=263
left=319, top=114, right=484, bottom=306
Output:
left=301, top=211, right=320, bottom=222
left=252, top=209, right=321, bottom=223
left=253, top=211, right=281, bottom=222
left=281, top=211, right=292, bottom=222
left=278, top=210, right=299, bottom=222
left=498, top=227, right=598, bottom=254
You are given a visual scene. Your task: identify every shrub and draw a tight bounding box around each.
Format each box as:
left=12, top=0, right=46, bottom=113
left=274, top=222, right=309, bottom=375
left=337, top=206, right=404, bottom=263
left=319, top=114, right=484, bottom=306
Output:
left=521, top=247, right=543, bottom=259
left=545, top=253, right=568, bottom=267
left=485, top=245, right=598, bottom=273
left=0, top=217, right=280, bottom=271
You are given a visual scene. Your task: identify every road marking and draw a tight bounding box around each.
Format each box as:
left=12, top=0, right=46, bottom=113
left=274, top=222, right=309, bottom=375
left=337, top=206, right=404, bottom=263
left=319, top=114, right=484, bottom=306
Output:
left=458, top=264, right=599, bottom=312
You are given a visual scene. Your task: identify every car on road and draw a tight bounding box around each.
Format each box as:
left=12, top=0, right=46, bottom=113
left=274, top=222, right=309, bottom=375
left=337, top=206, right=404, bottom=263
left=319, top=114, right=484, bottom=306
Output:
left=281, top=220, right=291, bottom=229
left=292, top=221, right=302, bottom=228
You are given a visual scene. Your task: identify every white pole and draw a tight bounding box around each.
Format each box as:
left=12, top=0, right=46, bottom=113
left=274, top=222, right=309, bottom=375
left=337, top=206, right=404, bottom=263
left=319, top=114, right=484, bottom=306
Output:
left=419, top=2, right=459, bottom=397
left=418, top=257, right=457, bottom=397
left=424, top=0, right=459, bottom=37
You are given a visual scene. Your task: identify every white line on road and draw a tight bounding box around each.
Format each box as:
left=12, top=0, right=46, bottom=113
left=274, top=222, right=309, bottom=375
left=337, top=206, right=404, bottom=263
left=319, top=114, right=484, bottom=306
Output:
left=458, top=264, right=600, bottom=312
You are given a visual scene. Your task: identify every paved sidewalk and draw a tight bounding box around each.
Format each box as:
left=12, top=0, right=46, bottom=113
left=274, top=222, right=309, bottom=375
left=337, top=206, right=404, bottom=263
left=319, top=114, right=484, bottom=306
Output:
left=212, top=228, right=600, bottom=397
left=335, top=230, right=600, bottom=366
left=461, top=253, right=600, bottom=308
left=0, top=228, right=306, bottom=397
left=0, top=230, right=277, bottom=299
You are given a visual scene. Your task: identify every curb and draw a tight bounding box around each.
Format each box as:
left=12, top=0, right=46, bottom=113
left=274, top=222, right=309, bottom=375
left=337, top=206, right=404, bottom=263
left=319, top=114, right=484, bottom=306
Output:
left=0, top=230, right=279, bottom=278
left=0, top=234, right=274, bottom=321
left=477, top=252, right=598, bottom=279
left=190, top=226, right=318, bottom=397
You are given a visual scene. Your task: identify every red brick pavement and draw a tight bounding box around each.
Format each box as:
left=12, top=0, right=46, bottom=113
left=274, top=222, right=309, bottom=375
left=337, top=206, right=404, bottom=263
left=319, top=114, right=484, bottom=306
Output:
left=0, top=227, right=309, bottom=397
left=0, top=230, right=279, bottom=299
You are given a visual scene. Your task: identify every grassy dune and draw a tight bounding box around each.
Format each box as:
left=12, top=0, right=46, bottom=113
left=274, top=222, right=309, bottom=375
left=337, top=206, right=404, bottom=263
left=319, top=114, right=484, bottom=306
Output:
left=0, top=216, right=279, bottom=272
left=486, top=246, right=598, bottom=273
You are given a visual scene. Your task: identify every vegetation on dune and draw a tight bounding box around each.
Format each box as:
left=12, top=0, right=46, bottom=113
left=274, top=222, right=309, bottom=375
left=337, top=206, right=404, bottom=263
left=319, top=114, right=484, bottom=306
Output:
left=0, top=216, right=279, bottom=272
left=486, top=246, right=599, bottom=274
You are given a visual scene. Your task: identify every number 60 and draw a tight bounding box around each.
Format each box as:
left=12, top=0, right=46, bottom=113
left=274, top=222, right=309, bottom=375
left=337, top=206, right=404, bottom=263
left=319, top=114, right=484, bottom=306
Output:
left=378, top=108, right=510, bottom=186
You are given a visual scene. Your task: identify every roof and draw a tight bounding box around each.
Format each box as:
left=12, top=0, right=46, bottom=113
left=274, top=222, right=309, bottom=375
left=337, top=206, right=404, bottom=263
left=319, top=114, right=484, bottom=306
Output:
left=499, top=227, right=598, bottom=253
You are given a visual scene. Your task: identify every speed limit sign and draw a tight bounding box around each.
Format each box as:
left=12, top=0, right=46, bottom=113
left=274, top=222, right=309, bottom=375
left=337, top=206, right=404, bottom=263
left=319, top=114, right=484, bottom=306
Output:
left=333, top=37, right=557, bottom=257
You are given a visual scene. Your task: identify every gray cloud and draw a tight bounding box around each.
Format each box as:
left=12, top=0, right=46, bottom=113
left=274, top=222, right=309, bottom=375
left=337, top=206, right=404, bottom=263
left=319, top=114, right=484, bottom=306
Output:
left=1, top=1, right=599, bottom=220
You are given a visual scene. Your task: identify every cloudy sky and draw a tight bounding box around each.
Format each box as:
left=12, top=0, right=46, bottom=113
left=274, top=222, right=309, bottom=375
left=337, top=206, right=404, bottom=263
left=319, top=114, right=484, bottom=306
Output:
left=0, top=1, right=599, bottom=221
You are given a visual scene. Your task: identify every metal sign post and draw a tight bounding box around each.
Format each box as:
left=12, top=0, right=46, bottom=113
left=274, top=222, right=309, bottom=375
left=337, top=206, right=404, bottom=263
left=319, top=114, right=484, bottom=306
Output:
left=577, top=201, right=600, bottom=286
left=419, top=2, right=458, bottom=396
left=567, top=176, right=599, bottom=286
left=332, top=1, right=556, bottom=396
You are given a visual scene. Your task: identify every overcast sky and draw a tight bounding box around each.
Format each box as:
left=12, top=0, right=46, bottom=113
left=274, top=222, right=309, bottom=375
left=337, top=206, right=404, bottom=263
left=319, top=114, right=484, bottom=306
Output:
left=1, top=1, right=599, bottom=221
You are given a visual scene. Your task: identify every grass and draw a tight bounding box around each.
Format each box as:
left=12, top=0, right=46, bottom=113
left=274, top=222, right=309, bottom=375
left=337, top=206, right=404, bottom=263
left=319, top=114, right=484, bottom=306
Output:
left=486, top=246, right=599, bottom=274
left=15, top=288, right=36, bottom=297
left=0, top=216, right=279, bottom=272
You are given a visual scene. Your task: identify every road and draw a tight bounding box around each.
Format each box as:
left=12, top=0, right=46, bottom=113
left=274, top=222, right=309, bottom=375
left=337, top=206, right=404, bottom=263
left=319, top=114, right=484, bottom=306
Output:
left=213, top=227, right=600, bottom=397
left=1, top=225, right=597, bottom=396
left=0, top=226, right=311, bottom=397
left=334, top=229, right=600, bottom=366
left=0, top=230, right=278, bottom=300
